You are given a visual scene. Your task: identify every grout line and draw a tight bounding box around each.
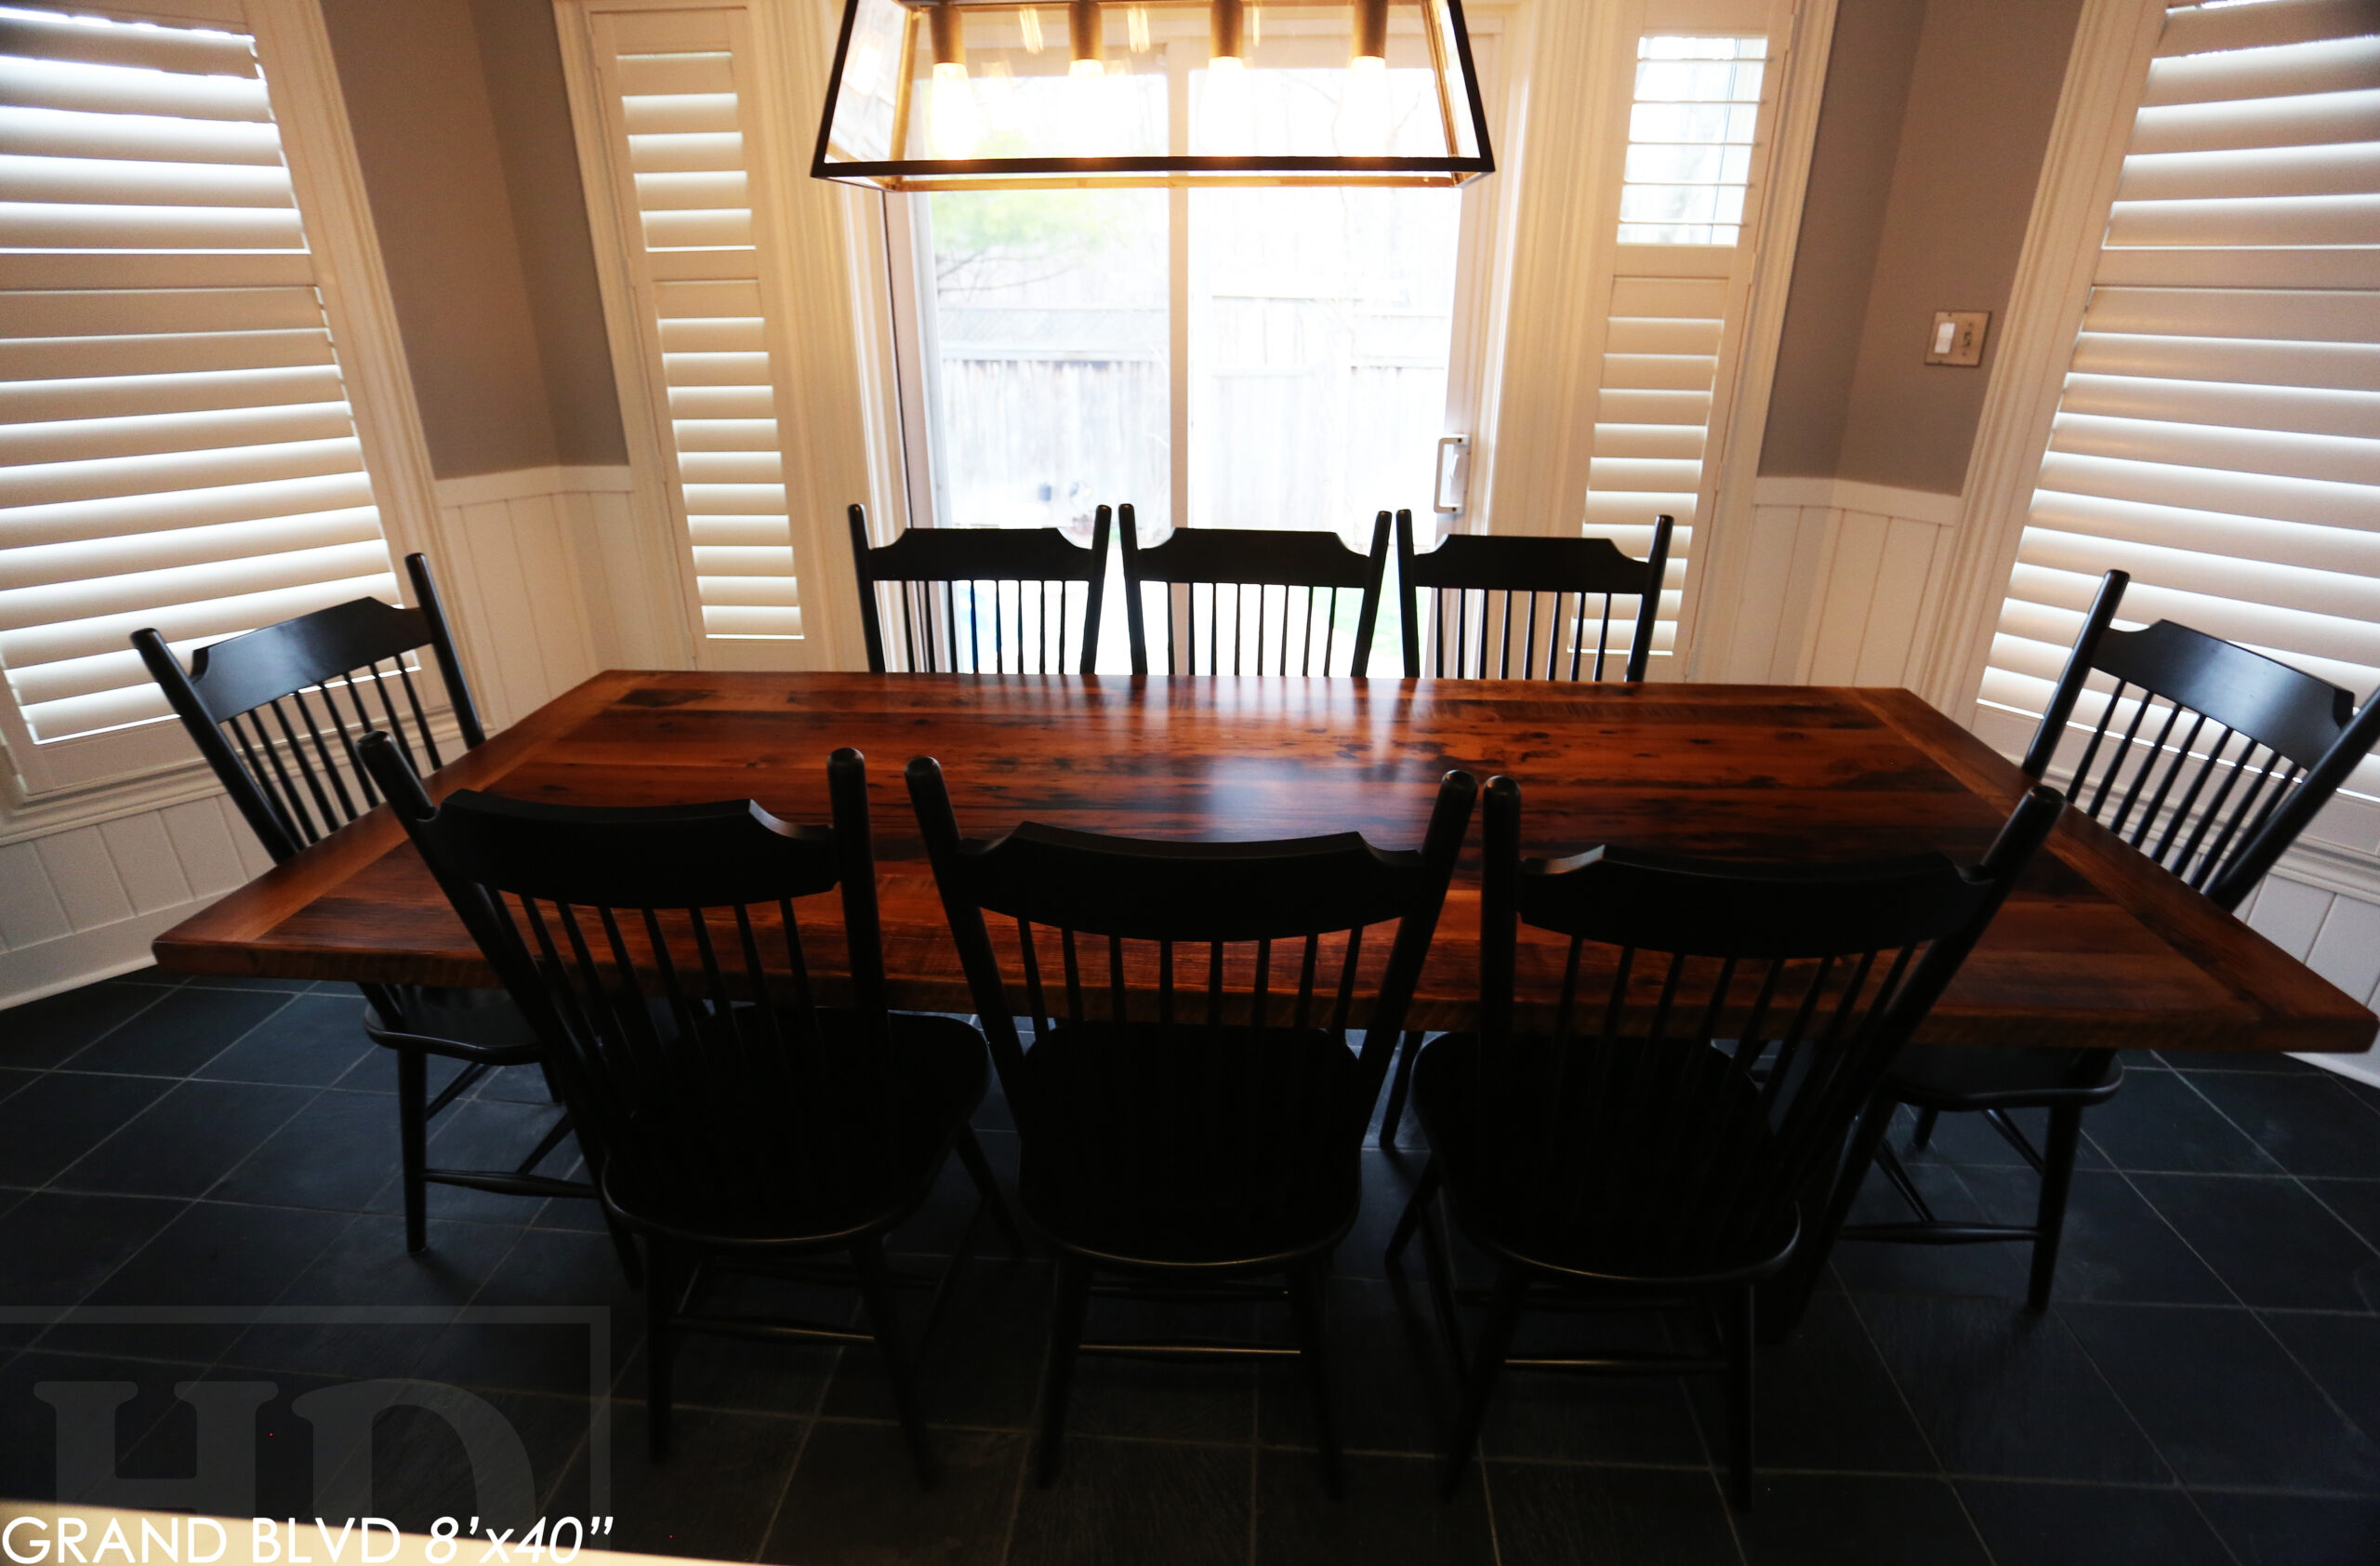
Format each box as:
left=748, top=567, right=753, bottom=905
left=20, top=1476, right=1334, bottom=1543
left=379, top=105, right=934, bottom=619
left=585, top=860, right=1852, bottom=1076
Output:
left=52, top=988, right=303, bottom=1082
left=2152, top=1072, right=2380, bottom=1459
left=1698, top=1461, right=1750, bottom=1566
left=2175, top=1485, right=2249, bottom=1566
left=2161, top=1070, right=2380, bottom=1271
left=746, top=1262, right=851, bottom=1561
left=6, top=993, right=321, bottom=1395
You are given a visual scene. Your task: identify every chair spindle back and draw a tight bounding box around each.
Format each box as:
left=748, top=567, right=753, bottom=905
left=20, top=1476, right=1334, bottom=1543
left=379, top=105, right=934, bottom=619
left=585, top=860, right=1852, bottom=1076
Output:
left=2024, top=569, right=2380, bottom=910
left=1468, top=776, right=2060, bottom=1274
left=908, top=759, right=1475, bottom=1240
left=846, top=503, right=1113, bottom=675
left=1117, top=507, right=1392, bottom=677
left=1396, top=511, right=1673, bottom=682
left=361, top=737, right=906, bottom=1229
left=133, top=552, right=482, bottom=864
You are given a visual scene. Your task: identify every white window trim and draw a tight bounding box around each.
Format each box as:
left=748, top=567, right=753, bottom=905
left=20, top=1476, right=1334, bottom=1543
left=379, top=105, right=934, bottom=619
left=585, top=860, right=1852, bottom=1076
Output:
left=1457, top=0, right=1832, bottom=682
left=550, top=0, right=875, bottom=674
left=0, top=0, right=453, bottom=808
left=1907, top=0, right=2171, bottom=717
left=845, top=0, right=1838, bottom=670
left=867, top=9, right=1517, bottom=550
left=1673, top=0, right=1839, bottom=680
left=555, top=0, right=1834, bottom=678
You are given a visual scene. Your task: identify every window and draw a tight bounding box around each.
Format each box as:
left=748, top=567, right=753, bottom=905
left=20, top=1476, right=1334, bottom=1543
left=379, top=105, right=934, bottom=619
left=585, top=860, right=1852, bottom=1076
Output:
left=893, top=14, right=1498, bottom=671
left=0, top=1, right=409, bottom=795
left=579, top=6, right=811, bottom=650
left=1576, top=12, right=1784, bottom=674
left=1618, top=34, right=1765, bottom=245
left=1978, top=0, right=2380, bottom=820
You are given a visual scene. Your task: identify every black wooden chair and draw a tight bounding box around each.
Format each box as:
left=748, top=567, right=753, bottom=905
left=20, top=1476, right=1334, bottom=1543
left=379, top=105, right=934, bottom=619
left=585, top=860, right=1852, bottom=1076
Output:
left=1375, top=513, right=1678, bottom=1150
left=1396, top=509, right=1674, bottom=682
left=1833, top=568, right=2380, bottom=1310
left=1117, top=505, right=1392, bottom=675
left=846, top=503, right=1113, bottom=674
left=359, top=738, right=1016, bottom=1483
left=1391, top=775, right=2060, bottom=1506
left=907, top=756, right=1477, bottom=1493
left=131, top=555, right=617, bottom=1264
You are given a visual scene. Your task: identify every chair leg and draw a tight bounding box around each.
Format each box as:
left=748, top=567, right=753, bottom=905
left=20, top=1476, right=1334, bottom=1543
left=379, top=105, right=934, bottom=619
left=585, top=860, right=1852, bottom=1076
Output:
left=1911, top=1107, right=1939, bottom=1149
left=644, top=1238, right=681, bottom=1461
left=1038, top=1256, right=1093, bottom=1487
left=1722, top=1283, right=1756, bottom=1512
left=600, top=1204, right=645, bottom=1290
left=395, top=1047, right=430, bottom=1254
left=1384, top=1157, right=1441, bottom=1270
left=1286, top=1263, right=1342, bottom=1498
left=2027, top=1103, right=2087, bottom=1313
left=953, top=1125, right=1025, bottom=1258
left=853, top=1236, right=938, bottom=1488
left=1767, top=1092, right=1898, bottom=1338
left=1440, top=1264, right=1526, bottom=1500
left=1416, top=1174, right=1466, bottom=1371
left=1378, top=1029, right=1423, bottom=1149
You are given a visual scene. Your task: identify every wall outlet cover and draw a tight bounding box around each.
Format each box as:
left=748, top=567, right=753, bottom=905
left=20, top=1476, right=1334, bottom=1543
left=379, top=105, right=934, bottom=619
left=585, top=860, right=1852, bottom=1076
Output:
left=1926, top=310, right=1990, bottom=366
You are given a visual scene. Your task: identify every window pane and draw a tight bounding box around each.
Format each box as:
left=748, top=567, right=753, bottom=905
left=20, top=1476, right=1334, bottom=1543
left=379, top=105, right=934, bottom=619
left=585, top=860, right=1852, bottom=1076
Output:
left=1618, top=36, right=1765, bottom=246
left=922, top=184, right=1170, bottom=539
left=1187, top=179, right=1461, bottom=543
left=1186, top=62, right=1462, bottom=548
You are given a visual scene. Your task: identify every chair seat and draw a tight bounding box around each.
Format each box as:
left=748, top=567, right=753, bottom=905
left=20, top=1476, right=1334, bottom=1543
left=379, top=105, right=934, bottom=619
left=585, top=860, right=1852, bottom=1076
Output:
left=1016, top=1022, right=1362, bottom=1269
left=602, top=1009, right=988, bottom=1248
left=362, top=984, right=546, bottom=1062
left=1884, top=1044, right=2122, bottom=1110
left=1414, top=1034, right=1799, bottom=1285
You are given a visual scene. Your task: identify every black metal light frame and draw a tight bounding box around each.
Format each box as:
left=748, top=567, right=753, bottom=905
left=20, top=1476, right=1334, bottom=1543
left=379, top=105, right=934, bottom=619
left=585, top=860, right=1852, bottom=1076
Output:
left=812, top=0, right=1495, bottom=192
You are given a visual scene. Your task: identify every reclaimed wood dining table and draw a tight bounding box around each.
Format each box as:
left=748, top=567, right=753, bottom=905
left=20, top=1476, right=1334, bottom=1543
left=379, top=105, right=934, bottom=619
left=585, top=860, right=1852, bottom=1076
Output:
left=153, top=670, right=2377, bottom=1057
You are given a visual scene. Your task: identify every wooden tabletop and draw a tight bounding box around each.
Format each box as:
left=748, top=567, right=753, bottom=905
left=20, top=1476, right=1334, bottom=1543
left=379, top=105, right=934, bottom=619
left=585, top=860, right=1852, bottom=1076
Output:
left=153, top=671, right=2377, bottom=1055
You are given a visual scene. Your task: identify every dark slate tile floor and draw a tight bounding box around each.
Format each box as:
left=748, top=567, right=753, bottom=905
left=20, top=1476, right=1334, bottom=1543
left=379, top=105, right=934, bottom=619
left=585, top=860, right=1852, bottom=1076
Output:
left=4, top=968, right=2379, bottom=1563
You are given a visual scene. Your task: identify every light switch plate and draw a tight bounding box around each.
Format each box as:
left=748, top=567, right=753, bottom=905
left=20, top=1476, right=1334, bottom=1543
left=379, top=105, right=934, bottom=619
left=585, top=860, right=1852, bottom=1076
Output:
left=1926, top=310, right=1990, bottom=366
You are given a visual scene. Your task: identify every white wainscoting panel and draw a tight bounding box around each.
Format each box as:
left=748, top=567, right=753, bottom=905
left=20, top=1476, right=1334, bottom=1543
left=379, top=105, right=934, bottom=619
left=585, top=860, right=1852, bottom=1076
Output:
left=0, top=465, right=652, bottom=1012
left=0, top=790, right=274, bottom=1006
left=1730, top=477, right=1964, bottom=687
left=2232, top=864, right=2380, bottom=1090
left=431, top=465, right=644, bottom=729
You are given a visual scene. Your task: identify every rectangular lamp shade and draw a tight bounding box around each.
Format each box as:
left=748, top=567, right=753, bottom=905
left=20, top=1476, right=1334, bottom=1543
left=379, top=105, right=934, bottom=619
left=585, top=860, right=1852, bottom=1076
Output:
left=813, top=0, right=1495, bottom=191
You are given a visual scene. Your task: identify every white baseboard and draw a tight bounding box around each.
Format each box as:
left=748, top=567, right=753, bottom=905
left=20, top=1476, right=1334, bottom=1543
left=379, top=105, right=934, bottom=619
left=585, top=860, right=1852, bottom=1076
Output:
left=1752, top=474, right=1964, bottom=526
left=2303, top=1052, right=2380, bottom=1090
left=432, top=463, right=636, bottom=511
left=0, top=902, right=212, bottom=1010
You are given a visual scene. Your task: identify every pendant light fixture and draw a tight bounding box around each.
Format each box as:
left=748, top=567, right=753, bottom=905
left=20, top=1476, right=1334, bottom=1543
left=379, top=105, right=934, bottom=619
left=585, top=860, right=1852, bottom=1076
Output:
left=813, top=0, right=1493, bottom=192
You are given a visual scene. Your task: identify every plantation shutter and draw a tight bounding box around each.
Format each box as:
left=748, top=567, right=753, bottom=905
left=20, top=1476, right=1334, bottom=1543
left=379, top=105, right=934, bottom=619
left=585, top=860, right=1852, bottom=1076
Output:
left=1581, top=19, right=1778, bottom=671
left=585, top=7, right=805, bottom=644
left=0, top=3, right=401, bottom=791
left=1978, top=0, right=2380, bottom=818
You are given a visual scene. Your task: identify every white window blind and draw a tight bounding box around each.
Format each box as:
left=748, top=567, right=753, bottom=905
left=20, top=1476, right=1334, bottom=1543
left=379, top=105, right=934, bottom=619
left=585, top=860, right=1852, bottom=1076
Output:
left=0, top=3, right=400, bottom=790
left=1582, top=25, right=1778, bottom=670
left=587, top=8, right=802, bottom=642
left=1618, top=35, right=1765, bottom=245
left=1980, top=0, right=2380, bottom=813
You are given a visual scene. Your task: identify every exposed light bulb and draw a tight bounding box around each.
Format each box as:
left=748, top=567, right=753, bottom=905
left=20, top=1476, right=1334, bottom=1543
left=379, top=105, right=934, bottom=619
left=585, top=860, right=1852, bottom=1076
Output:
left=1068, top=0, right=1104, bottom=73
left=1069, top=55, right=1105, bottom=78
left=1335, top=54, right=1391, bottom=154
left=930, top=61, right=985, bottom=158
left=1200, top=54, right=1252, bottom=154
